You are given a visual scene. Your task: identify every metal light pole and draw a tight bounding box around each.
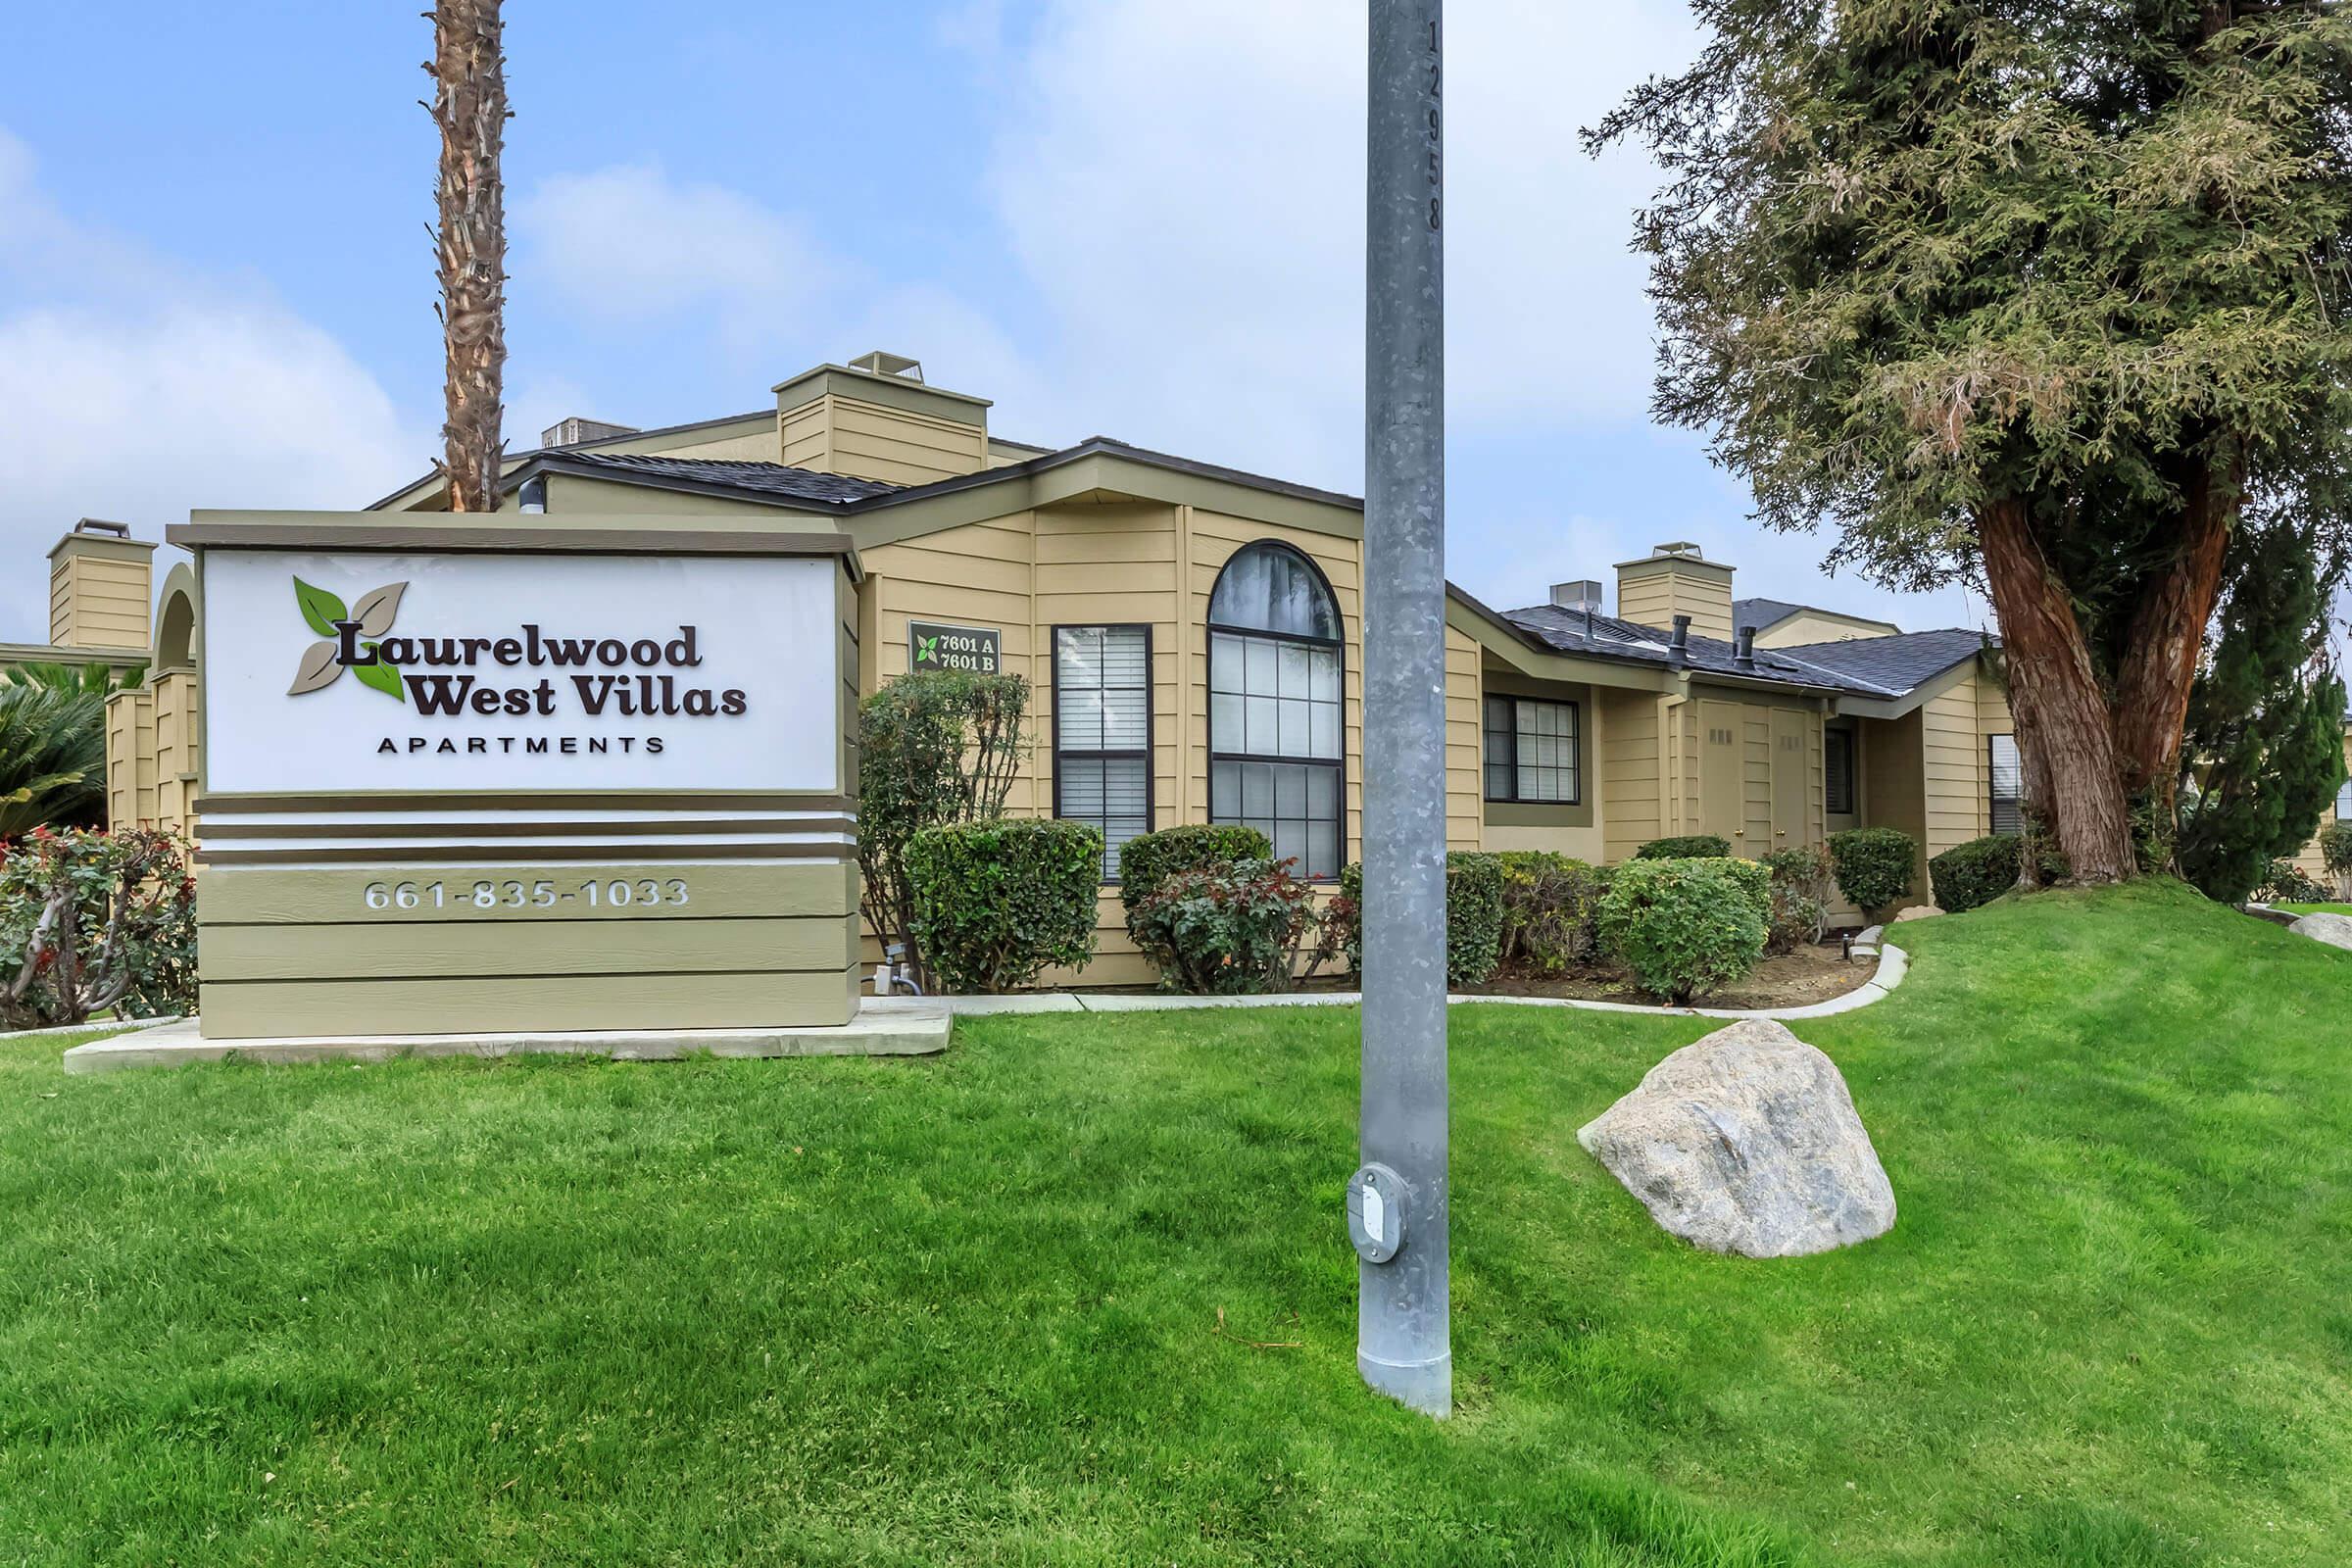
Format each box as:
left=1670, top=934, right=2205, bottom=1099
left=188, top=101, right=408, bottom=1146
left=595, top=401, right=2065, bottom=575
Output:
left=1349, top=0, right=1448, bottom=1418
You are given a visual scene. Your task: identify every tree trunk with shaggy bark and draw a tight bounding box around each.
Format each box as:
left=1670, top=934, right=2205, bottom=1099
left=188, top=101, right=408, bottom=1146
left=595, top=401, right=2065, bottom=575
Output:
left=1978, top=498, right=2139, bottom=884
left=427, top=0, right=508, bottom=514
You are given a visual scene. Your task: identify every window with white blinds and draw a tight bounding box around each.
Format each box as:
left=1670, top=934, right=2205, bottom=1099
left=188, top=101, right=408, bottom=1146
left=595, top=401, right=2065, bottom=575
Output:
left=1054, top=625, right=1152, bottom=881
left=2336, top=776, right=2352, bottom=822
left=1988, top=734, right=2024, bottom=834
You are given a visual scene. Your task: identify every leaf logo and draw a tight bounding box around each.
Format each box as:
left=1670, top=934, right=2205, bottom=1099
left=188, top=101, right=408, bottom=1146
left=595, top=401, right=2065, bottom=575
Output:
left=917, top=635, right=938, bottom=662
left=287, top=576, right=410, bottom=703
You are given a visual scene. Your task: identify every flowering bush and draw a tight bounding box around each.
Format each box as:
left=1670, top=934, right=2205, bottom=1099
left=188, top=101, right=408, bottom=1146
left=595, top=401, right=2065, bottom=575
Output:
left=1130, top=857, right=1316, bottom=994
left=1, top=827, right=196, bottom=1029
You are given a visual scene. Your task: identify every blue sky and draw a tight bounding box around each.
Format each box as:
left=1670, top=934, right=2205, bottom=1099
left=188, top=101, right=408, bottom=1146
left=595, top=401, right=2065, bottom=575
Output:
left=0, top=1, right=1991, bottom=642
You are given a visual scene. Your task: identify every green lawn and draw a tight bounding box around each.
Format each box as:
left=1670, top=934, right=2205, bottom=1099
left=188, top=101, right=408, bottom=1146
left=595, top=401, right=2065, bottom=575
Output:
left=3, top=882, right=2347, bottom=1566
left=2276, top=902, right=2352, bottom=916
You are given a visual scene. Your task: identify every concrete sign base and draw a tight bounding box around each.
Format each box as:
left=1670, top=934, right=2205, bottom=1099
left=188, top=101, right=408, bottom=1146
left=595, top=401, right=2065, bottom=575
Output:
left=63, top=1006, right=951, bottom=1074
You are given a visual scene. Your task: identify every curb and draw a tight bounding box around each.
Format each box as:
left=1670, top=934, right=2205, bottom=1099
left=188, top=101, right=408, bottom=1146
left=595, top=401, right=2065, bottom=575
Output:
left=0, top=1015, right=181, bottom=1046
left=926, top=946, right=1911, bottom=1022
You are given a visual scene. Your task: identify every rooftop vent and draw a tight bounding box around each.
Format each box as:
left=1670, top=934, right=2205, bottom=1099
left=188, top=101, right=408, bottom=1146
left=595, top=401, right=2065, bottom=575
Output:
left=1549, top=579, right=1605, bottom=612
left=849, top=350, right=925, bottom=383
left=541, top=416, right=640, bottom=449
left=1651, top=541, right=1705, bottom=560
left=73, top=517, right=131, bottom=538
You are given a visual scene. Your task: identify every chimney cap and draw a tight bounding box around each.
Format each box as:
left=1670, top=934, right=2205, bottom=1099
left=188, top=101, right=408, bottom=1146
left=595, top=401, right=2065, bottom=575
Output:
left=848, top=350, right=925, bottom=382
left=50, top=520, right=155, bottom=560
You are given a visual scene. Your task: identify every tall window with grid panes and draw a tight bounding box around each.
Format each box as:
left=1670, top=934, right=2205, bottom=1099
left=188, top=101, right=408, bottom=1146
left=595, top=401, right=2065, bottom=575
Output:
left=1206, top=542, right=1344, bottom=878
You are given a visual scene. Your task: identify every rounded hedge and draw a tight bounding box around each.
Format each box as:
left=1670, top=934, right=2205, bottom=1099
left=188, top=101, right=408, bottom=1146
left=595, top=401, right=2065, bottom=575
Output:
left=1491, top=851, right=1610, bottom=972
left=1828, top=827, right=1917, bottom=916
left=1927, top=833, right=2068, bottom=913
left=906, top=817, right=1102, bottom=994
left=1330, top=852, right=1508, bottom=988
left=2319, top=820, right=2352, bottom=880
left=1595, top=857, right=1767, bottom=1004
left=1635, top=834, right=1733, bottom=861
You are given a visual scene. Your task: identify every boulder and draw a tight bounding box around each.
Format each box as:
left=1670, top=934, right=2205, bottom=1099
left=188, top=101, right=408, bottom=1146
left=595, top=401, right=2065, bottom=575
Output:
left=1577, top=1017, right=1896, bottom=1258
left=2289, top=911, right=2352, bottom=952
left=1891, top=905, right=1942, bottom=923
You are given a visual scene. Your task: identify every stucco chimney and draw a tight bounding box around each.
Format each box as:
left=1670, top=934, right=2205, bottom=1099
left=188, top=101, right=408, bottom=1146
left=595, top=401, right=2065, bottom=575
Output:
left=47, top=519, right=156, bottom=653
left=1615, top=541, right=1734, bottom=644
left=774, top=352, right=993, bottom=484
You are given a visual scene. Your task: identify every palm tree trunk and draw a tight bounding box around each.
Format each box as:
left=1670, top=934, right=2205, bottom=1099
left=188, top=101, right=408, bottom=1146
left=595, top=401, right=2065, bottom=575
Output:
left=428, top=0, right=508, bottom=513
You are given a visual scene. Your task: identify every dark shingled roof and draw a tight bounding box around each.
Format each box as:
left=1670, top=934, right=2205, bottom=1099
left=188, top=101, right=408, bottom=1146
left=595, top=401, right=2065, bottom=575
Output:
left=1501, top=604, right=1864, bottom=691
left=1498, top=604, right=1989, bottom=699
left=551, top=452, right=904, bottom=506
left=1767, top=629, right=1993, bottom=696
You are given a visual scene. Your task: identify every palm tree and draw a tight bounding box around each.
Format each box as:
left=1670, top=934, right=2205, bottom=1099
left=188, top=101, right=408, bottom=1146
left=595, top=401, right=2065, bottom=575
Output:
left=427, top=0, right=508, bottom=512
left=6, top=661, right=145, bottom=697
left=0, top=683, right=107, bottom=836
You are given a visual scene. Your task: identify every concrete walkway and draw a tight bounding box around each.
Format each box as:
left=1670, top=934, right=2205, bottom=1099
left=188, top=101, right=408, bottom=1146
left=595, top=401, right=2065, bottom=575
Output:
left=875, top=945, right=1910, bottom=1024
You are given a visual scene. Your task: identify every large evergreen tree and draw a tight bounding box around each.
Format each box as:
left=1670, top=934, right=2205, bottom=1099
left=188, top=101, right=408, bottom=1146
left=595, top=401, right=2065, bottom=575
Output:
left=2177, top=521, right=2347, bottom=902
left=1594, top=0, right=2352, bottom=881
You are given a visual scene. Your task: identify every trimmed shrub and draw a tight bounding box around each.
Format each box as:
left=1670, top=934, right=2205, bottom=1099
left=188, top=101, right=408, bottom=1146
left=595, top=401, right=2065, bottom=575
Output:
left=1130, top=858, right=1316, bottom=994
left=1595, top=858, right=1768, bottom=1004
left=1492, top=852, right=1609, bottom=973
left=1761, top=844, right=1834, bottom=952
left=1635, top=834, right=1733, bottom=861
left=1117, top=824, right=1272, bottom=937
left=1444, top=853, right=1507, bottom=988
left=1828, top=827, right=1917, bottom=917
left=0, top=827, right=195, bottom=1029
left=1928, top=833, right=2068, bottom=913
left=2320, top=821, right=2352, bottom=897
left=1323, top=852, right=1510, bottom=988
left=905, top=817, right=1100, bottom=994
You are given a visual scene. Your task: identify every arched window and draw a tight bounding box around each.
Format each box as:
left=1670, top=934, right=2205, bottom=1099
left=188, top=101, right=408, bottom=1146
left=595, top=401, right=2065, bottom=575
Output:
left=1208, top=541, right=1344, bottom=878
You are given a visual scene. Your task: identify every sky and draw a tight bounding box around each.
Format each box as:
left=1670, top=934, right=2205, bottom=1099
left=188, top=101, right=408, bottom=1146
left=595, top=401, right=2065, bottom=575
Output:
left=0, top=0, right=1993, bottom=644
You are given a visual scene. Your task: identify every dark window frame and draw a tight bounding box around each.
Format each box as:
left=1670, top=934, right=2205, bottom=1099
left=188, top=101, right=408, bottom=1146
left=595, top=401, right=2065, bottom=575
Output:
left=1482, top=693, right=1582, bottom=805
left=1988, top=732, right=2024, bottom=834
left=1206, top=541, right=1347, bottom=881
left=1050, top=622, right=1154, bottom=883
left=1825, top=725, right=1857, bottom=817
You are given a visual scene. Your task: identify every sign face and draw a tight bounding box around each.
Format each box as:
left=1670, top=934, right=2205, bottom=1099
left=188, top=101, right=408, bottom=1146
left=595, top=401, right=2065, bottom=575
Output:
left=202, top=550, right=842, bottom=794
left=907, top=620, right=1001, bottom=674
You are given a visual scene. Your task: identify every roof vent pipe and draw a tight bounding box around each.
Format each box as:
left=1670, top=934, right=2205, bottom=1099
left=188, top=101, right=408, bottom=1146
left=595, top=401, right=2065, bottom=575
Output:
left=1669, top=613, right=1690, bottom=667
left=517, top=475, right=547, bottom=514
left=1735, top=625, right=1756, bottom=669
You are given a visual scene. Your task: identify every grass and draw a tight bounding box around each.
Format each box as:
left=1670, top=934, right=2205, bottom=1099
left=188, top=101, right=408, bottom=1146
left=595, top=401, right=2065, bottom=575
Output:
left=2, top=880, right=2348, bottom=1565
left=2275, top=902, right=2352, bottom=915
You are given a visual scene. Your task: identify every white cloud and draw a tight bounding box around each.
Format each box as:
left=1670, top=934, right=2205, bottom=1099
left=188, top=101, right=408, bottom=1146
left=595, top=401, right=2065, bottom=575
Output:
left=0, top=128, right=425, bottom=641
left=516, top=162, right=842, bottom=357
left=504, top=6, right=1989, bottom=635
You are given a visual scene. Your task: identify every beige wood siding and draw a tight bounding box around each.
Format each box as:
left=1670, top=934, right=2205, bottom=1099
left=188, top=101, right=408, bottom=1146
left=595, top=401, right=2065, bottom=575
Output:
left=1861, top=710, right=1930, bottom=903
left=1752, top=610, right=1898, bottom=648
left=1599, top=689, right=1664, bottom=861
left=51, top=546, right=153, bottom=651
left=106, top=688, right=159, bottom=829
left=1923, top=674, right=1991, bottom=859
left=777, top=394, right=988, bottom=484
left=2291, top=731, right=2352, bottom=881
left=1445, top=626, right=1482, bottom=851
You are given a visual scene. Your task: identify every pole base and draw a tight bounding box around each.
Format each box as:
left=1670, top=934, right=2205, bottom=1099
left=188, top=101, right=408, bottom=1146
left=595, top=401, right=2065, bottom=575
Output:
left=1359, top=1348, right=1452, bottom=1418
